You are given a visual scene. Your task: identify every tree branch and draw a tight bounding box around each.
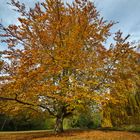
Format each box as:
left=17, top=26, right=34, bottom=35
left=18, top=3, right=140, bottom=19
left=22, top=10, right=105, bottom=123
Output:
left=0, top=96, right=56, bottom=116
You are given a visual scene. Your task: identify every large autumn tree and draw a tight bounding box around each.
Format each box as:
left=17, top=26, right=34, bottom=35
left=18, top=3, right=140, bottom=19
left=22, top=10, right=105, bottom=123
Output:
left=0, top=0, right=139, bottom=132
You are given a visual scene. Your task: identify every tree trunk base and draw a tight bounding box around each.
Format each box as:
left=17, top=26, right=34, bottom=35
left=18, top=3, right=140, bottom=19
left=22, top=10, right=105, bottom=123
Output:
left=54, top=116, right=64, bottom=133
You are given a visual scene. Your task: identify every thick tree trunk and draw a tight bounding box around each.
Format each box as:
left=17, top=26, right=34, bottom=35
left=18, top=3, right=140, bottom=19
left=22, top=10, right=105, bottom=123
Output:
left=54, top=115, right=64, bottom=133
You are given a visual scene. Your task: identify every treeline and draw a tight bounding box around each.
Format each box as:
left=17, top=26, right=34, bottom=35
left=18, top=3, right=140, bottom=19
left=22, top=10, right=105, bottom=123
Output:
left=0, top=108, right=99, bottom=131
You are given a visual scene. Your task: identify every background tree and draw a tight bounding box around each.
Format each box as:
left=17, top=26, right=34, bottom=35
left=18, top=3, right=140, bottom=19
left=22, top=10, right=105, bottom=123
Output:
left=0, top=108, right=46, bottom=131
left=0, top=0, right=139, bottom=132
left=101, top=37, right=140, bottom=127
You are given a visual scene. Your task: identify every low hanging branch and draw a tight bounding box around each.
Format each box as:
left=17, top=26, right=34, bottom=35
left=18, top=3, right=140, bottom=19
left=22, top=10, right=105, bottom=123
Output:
left=0, top=96, right=56, bottom=116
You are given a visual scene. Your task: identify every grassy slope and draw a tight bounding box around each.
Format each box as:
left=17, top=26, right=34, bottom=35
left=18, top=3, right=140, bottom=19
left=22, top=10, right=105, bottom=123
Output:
left=0, top=130, right=140, bottom=140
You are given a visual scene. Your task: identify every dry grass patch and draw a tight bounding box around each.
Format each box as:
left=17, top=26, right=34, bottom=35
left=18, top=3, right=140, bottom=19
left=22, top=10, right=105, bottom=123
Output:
left=33, top=130, right=140, bottom=140
left=0, top=130, right=139, bottom=140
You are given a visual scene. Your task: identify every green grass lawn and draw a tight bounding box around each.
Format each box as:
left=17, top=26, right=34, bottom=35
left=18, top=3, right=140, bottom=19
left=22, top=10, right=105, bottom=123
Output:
left=0, top=130, right=52, bottom=140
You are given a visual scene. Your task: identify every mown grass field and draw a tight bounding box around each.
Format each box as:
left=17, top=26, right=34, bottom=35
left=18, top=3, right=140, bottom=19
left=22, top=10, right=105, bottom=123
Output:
left=0, top=130, right=139, bottom=140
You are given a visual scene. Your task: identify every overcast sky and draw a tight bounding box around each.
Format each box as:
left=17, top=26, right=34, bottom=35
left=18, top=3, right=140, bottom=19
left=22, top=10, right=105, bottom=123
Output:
left=0, top=0, right=140, bottom=50
left=94, top=0, right=140, bottom=42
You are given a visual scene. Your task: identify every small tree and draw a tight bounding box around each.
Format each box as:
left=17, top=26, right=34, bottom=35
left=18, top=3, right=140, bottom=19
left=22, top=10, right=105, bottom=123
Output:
left=0, top=0, right=139, bottom=132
